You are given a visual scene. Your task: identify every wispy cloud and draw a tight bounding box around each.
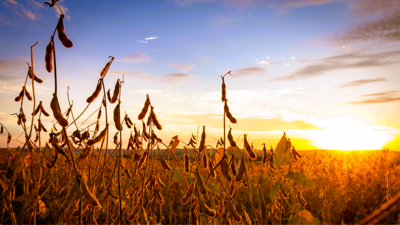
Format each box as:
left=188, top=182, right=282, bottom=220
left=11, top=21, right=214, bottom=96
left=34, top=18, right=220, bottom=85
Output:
left=324, top=0, right=400, bottom=45
left=256, top=61, right=282, bottom=65
left=6, top=0, right=18, bottom=5
left=363, top=91, right=399, bottom=97
left=273, top=49, right=400, bottom=81
left=23, top=8, right=36, bottom=20
left=0, top=16, right=10, bottom=26
left=166, top=113, right=320, bottom=131
left=330, top=14, right=400, bottom=44
left=109, top=70, right=194, bottom=84
left=138, top=37, right=158, bottom=43
left=121, top=53, right=149, bottom=63
left=169, top=63, right=195, bottom=72
left=349, top=97, right=400, bottom=104
left=144, top=36, right=158, bottom=40
left=172, top=0, right=342, bottom=10
left=281, top=0, right=342, bottom=8
left=347, top=90, right=400, bottom=104
left=160, top=73, right=194, bottom=84
left=232, top=67, right=266, bottom=78
left=29, top=0, right=43, bottom=8
left=210, top=16, right=232, bottom=25
left=338, top=77, right=388, bottom=88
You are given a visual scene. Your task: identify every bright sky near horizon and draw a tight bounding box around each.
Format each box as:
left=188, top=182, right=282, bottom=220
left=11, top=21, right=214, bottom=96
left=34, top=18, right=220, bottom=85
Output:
left=0, top=0, right=399, bottom=151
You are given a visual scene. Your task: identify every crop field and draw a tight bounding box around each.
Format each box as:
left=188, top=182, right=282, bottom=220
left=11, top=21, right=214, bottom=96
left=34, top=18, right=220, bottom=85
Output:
left=1, top=145, right=400, bottom=224
left=1, top=1, right=400, bottom=225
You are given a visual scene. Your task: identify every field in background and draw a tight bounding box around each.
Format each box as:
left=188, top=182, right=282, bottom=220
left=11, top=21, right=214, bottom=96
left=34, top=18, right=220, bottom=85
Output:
left=1, top=148, right=400, bottom=224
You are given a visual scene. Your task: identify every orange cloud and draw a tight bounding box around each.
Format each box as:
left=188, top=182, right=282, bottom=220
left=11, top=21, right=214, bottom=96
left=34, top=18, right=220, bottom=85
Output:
left=121, top=53, right=149, bottom=63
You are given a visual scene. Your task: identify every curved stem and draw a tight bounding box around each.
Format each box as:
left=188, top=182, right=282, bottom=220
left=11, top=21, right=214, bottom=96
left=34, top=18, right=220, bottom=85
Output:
left=66, top=87, right=79, bottom=130
left=66, top=103, right=91, bottom=129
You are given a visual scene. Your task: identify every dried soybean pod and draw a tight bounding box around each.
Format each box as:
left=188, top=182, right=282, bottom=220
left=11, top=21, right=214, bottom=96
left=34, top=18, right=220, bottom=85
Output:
left=235, top=156, right=245, bottom=182
left=155, top=188, right=164, bottom=204
left=230, top=155, right=237, bottom=176
left=20, top=110, right=27, bottom=123
left=65, top=104, right=72, bottom=117
left=124, top=115, right=131, bottom=129
left=107, top=89, right=112, bottom=103
left=138, top=95, right=150, bottom=120
left=45, top=39, right=53, bottom=73
left=137, top=149, right=148, bottom=170
left=221, top=76, right=226, bottom=102
left=128, top=203, right=140, bottom=221
left=24, top=87, right=32, bottom=101
left=228, top=200, right=242, bottom=222
left=292, top=146, right=302, bottom=158
left=86, top=79, right=102, bottom=103
left=181, top=184, right=194, bottom=205
left=208, top=156, right=216, bottom=178
left=242, top=209, right=252, bottom=225
left=17, top=114, right=21, bottom=126
left=61, top=179, right=78, bottom=209
left=224, top=101, right=237, bottom=124
left=50, top=96, right=68, bottom=127
left=56, top=14, right=73, bottom=48
left=142, top=121, right=149, bottom=139
left=229, top=180, right=235, bottom=197
left=155, top=176, right=166, bottom=188
left=262, top=143, right=267, bottom=164
left=126, top=115, right=133, bottom=126
left=40, top=103, right=50, bottom=117
left=27, top=140, right=34, bottom=152
left=218, top=198, right=224, bottom=215
left=39, top=119, right=47, bottom=132
left=111, top=79, right=120, bottom=103
left=97, top=108, right=102, bottom=120
left=113, top=101, right=122, bottom=131
left=203, top=202, right=216, bottom=217
left=160, top=157, right=174, bottom=173
left=113, top=132, right=118, bottom=144
left=28, top=66, right=43, bottom=83
left=195, top=170, right=207, bottom=196
left=202, top=152, right=208, bottom=169
left=15, top=88, right=24, bottom=102
left=184, top=150, right=190, bottom=174
left=81, top=181, right=101, bottom=208
left=87, top=124, right=108, bottom=145
left=198, top=126, right=206, bottom=153
left=221, top=157, right=231, bottom=181
left=100, top=56, right=114, bottom=78
left=32, top=101, right=42, bottom=116
left=244, top=134, right=256, bottom=160
left=94, top=120, right=99, bottom=133
left=227, top=128, right=236, bottom=147
left=150, top=107, right=162, bottom=130
left=7, top=133, right=11, bottom=144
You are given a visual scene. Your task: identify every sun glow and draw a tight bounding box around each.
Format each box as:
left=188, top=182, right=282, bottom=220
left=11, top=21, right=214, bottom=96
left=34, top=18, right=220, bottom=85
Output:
left=312, top=117, right=397, bottom=151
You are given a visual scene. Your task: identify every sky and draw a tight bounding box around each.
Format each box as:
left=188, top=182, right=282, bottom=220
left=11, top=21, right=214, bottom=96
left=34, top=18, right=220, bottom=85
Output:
left=0, top=0, right=400, bottom=151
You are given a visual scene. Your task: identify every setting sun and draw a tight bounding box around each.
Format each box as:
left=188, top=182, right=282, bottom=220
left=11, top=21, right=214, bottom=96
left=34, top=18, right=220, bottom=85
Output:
left=311, top=117, right=397, bottom=150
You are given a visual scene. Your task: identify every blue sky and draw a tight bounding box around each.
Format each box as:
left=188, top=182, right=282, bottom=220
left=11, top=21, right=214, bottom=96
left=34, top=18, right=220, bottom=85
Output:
left=1, top=0, right=400, bottom=150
